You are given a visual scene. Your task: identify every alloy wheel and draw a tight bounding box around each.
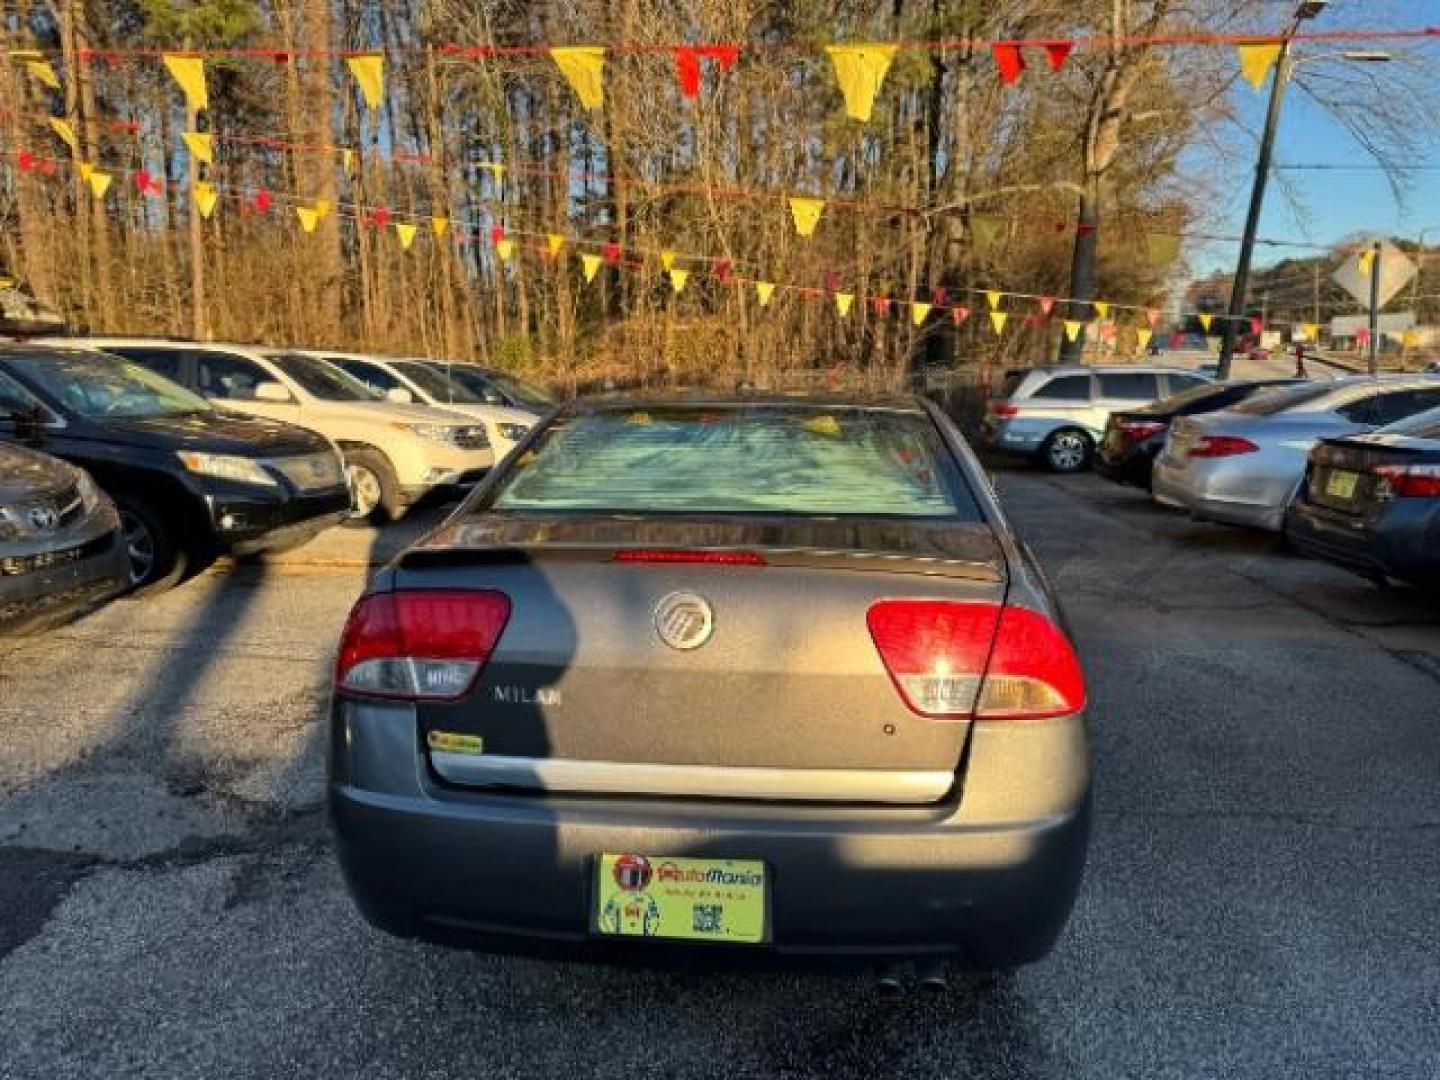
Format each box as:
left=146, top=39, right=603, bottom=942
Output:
left=118, top=508, right=156, bottom=585
left=1048, top=433, right=1089, bottom=472
left=348, top=464, right=383, bottom=519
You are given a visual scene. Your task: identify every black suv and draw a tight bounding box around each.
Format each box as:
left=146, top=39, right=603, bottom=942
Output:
left=0, top=343, right=351, bottom=594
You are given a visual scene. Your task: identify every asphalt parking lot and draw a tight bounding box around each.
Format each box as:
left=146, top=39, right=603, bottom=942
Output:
left=2, top=466, right=1439, bottom=1080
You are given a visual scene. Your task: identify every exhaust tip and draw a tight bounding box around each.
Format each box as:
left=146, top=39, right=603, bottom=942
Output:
left=917, top=961, right=949, bottom=995
left=875, top=967, right=904, bottom=996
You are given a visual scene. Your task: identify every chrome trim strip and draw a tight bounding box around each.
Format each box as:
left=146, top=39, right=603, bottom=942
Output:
left=429, top=753, right=953, bottom=803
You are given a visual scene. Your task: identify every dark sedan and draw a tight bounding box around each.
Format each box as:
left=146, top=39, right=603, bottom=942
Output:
left=1097, top=378, right=1303, bottom=489
left=330, top=395, right=1091, bottom=978
left=1285, top=406, right=1440, bottom=588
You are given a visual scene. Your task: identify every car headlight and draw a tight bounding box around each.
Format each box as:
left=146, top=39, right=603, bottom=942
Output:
left=176, top=452, right=278, bottom=487
left=495, top=422, right=531, bottom=442
left=401, top=424, right=485, bottom=445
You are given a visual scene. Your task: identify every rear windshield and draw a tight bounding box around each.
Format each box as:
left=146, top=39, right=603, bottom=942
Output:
left=1229, top=383, right=1337, bottom=416
left=1380, top=405, right=1440, bottom=439
left=484, top=406, right=979, bottom=519
left=1159, top=380, right=1293, bottom=413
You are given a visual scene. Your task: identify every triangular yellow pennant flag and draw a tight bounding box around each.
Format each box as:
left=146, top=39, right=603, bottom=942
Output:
left=1094, top=301, right=1111, bottom=319
left=87, top=170, right=112, bottom=199
left=1146, top=233, right=1180, bottom=264
left=668, top=267, right=689, bottom=294
left=910, top=302, right=931, bottom=326
left=480, top=162, right=506, bottom=185
left=985, top=290, right=1003, bottom=310
left=581, top=253, right=602, bottom=282
left=547, top=233, right=566, bottom=257
left=314, top=199, right=333, bottom=220
left=346, top=53, right=385, bottom=110
left=789, top=196, right=824, bottom=237
left=1198, top=313, right=1214, bottom=333
left=296, top=206, right=320, bottom=233
left=1064, top=320, right=1084, bottom=343
left=660, top=250, right=677, bottom=271
left=182, top=131, right=213, bottom=165
left=835, top=292, right=854, bottom=317
left=989, top=311, right=1009, bottom=335
left=1237, top=42, right=1283, bottom=90
left=755, top=281, right=776, bottom=307
left=431, top=216, right=449, bottom=238
left=193, top=182, right=218, bottom=219
left=395, top=222, right=418, bottom=250
left=1358, top=249, right=1376, bottom=276
left=971, top=215, right=1003, bottom=249
left=162, top=54, right=208, bottom=113
left=1135, top=328, right=1154, bottom=352
left=342, top=148, right=357, bottom=176
left=11, top=51, right=61, bottom=91
left=47, top=117, right=78, bottom=153
left=1302, top=322, right=1320, bottom=341
left=77, top=162, right=94, bottom=183
left=495, top=239, right=515, bottom=263
left=550, top=47, right=606, bottom=110
left=824, top=44, right=898, bottom=123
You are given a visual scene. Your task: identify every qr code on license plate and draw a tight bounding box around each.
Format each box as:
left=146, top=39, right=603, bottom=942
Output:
left=692, top=905, right=724, bottom=934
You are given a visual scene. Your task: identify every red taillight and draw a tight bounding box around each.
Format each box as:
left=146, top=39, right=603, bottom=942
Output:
left=1117, top=419, right=1166, bottom=446
left=1188, top=435, right=1259, bottom=459
left=866, top=601, right=1086, bottom=721
left=1373, top=463, right=1440, bottom=499
left=613, top=549, right=766, bottom=566
left=991, top=402, right=1020, bottom=418
left=335, top=589, right=511, bottom=700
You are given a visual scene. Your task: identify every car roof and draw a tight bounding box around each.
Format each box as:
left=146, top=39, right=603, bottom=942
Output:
left=1023, top=365, right=1207, bottom=376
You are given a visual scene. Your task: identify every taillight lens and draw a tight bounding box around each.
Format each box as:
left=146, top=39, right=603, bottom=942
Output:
left=1188, top=435, right=1259, bottom=459
left=867, top=601, right=1085, bottom=721
left=1117, top=419, right=1166, bottom=445
left=991, top=402, right=1020, bottom=418
left=613, top=549, right=766, bottom=565
left=335, top=589, right=511, bottom=700
left=1373, top=463, right=1440, bottom=499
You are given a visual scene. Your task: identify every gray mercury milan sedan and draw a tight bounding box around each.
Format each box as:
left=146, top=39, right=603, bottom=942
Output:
left=1, top=442, right=128, bottom=635
left=329, top=395, right=1091, bottom=981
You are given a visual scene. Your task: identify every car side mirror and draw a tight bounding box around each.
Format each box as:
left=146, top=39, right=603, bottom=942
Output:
left=385, top=387, right=415, bottom=405
left=254, top=381, right=293, bottom=403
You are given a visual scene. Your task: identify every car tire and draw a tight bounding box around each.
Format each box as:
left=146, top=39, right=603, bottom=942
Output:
left=343, top=448, right=402, bottom=525
left=1041, top=429, right=1094, bottom=473
left=112, top=489, right=189, bottom=597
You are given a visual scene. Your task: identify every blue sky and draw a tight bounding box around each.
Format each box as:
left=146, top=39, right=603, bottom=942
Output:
left=1190, top=0, right=1439, bottom=275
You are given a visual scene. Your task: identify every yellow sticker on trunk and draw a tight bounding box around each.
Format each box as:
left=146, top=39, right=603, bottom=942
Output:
left=426, top=731, right=484, bottom=754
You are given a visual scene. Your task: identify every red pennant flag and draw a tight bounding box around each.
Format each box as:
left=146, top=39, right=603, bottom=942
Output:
left=800, top=287, right=822, bottom=301
left=713, top=257, right=733, bottom=283
left=253, top=190, right=273, bottom=214
left=952, top=306, right=970, bottom=326
left=1170, top=330, right=1183, bottom=349
left=873, top=296, right=892, bottom=316
left=1249, top=317, right=1263, bottom=335
left=931, top=286, right=949, bottom=307
left=676, top=48, right=702, bottom=99
left=17, top=150, right=36, bottom=172
left=1077, top=222, right=1097, bottom=238
left=1146, top=308, right=1162, bottom=328
left=370, top=206, right=391, bottom=229
left=38, top=159, right=57, bottom=177
left=603, top=242, right=621, bottom=266
left=490, top=224, right=505, bottom=247
left=992, top=42, right=1025, bottom=86
left=824, top=271, right=841, bottom=294
left=700, top=45, right=740, bottom=71
left=1043, top=40, right=1075, bottom=72
left=134, top=169, right=153, bottom=193
left=1037, top=295, right=1055, bottom=316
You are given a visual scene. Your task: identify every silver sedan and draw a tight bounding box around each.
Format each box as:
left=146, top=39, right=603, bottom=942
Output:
left=1152, top=377, right=1440, bottom=530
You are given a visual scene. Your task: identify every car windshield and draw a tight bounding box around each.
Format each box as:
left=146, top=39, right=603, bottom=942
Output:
left=267, top=353, right=380, bottom=402
left=392, top=361, right=485, bottom=404
left=487, top=406, right=974, bottom=518
left=1380, top=405, right=1440, bottom=439
left=487, top=371, right=554, bottom=409
left=1229, top=383, right=1339, bottom=416
left=3, top=350, right=212, bottom=419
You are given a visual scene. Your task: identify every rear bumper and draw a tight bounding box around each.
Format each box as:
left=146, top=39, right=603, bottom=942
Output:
left=1151, top=461, right=1285, bottom=530
left=1094, top=444, right=1156, bottom=488
left=1285, top=499, right=1440, bottom=586
left=328, top=702, right=1092, bottom=970
left=980, top=418, right=1052, bottom=457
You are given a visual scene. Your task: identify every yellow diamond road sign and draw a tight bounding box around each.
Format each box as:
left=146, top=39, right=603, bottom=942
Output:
left=1332, top=240, right=1417, bottom=310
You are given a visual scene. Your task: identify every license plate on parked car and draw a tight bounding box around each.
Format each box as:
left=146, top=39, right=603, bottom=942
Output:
left=593, top=853, right=768, bottom=945
left=1324, top=470, right=1359, bottom=500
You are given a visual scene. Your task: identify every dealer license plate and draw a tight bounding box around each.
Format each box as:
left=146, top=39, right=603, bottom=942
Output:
left=1325, top=469, right=1359, bottom=500
left=593, top=854, right=768, bottom=945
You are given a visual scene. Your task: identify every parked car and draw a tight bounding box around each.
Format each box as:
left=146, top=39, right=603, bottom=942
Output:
left=330, top=395, right=1091, bottom=974
left=1285, top=405, right=1440, bottom=588
left=1152, top=376, right=1440, bottom=531
left=981, top=365, right=1212, bottom=472
left=0, top=443, right=129, bottom=634
left=417, top=361, right=556, bottom=413
left=62, top=338, right=496, bottom=522
left=0, top=344, right=350, bottom=593
left=1096, top=378, right=1304, bottom=489
left=312, top=352, right=539, bottom=460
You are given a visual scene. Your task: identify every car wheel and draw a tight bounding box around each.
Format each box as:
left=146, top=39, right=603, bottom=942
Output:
left=343, top=448, right=401, bottom=525
left=112, top=490, right=188, bottom=597
left=1042, top=429, right=1094, bottom=473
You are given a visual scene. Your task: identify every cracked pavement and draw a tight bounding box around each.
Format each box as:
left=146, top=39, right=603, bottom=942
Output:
left=1, top=466, right=1438, bottom=1079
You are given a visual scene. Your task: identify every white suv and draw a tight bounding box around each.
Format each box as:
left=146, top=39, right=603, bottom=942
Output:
left=981, top=365, right=1212, bottom=472
left=300, top=351, right=539, bottom=461
left=63, top=338, right=496, bottom=521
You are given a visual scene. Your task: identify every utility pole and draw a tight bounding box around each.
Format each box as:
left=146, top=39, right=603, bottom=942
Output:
left=1312, top=263, right=1320, bottom=328
left=1367, top=240, right=1382, bottom=376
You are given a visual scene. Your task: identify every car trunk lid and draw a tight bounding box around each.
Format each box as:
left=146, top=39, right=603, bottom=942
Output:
left=1307, top=435, right=1440, bottom=515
